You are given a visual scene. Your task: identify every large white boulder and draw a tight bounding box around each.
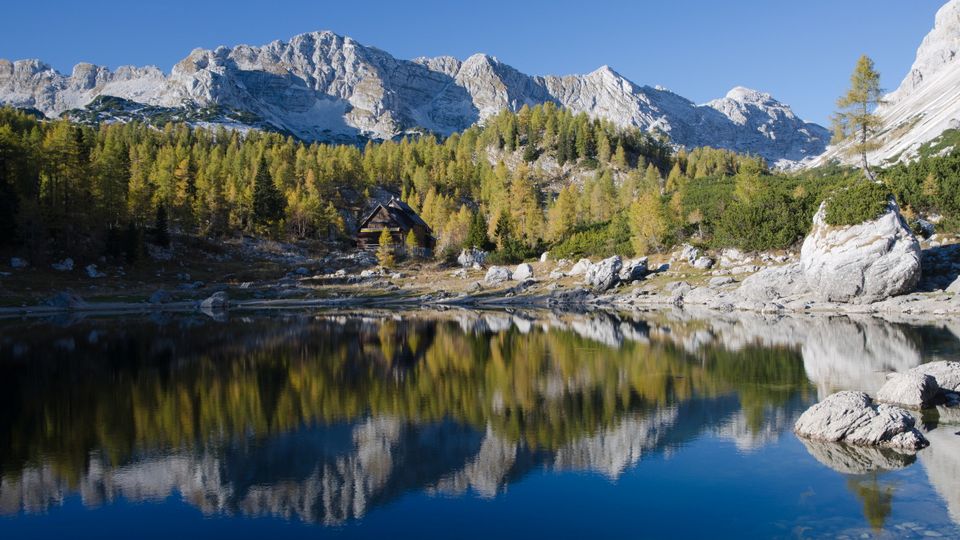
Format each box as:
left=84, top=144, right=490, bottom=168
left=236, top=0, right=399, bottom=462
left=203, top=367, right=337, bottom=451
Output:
left=584, top=255, right=622, bottom=292
left=793, top=391, right=928, bottom=450
left=457, top=248, right=487, bottom=268
left=876, top=372, right=940, bottom=409
left=569, top=258, right=592, bottom=276
left=909, top=361, right=960, bottom=393
left=799, top=200, right=921, bottom=303
left=512, top=263, right=534, bottom=281
left=736, top=263, right=809, bottom=302
left=484, top=266, right=510, bottom=285
left=618, top=257, right=648, bottom=283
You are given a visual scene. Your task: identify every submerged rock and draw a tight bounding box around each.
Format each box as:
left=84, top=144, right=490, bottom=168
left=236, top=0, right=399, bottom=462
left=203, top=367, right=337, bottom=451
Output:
left=85, top=264, right=106, bottom=278
left=10, top=257, right=27, bottom=269
left=43, top=292, right=85, bottom=310
left=794, top=391, right=928, bottom=450
left=584, top=255, right=622, bottom=292
left=148, top=289, right=173, bottom=304
left=799, top=201, right=921, bottom=304
left=200, top=291, right=229, bottom=311
left=876, top=372, right=940, bottom=409
left=800, top=439, right=917, bottom=474
left=484, top=266, right=510, bottom=285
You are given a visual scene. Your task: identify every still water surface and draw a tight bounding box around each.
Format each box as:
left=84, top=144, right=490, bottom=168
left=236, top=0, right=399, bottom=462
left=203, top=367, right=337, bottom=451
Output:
left=0, top=309, right=958, bottom=539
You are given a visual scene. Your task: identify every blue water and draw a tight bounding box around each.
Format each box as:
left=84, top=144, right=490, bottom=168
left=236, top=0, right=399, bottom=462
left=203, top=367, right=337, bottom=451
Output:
left=0, top=310, right=957, bottom=539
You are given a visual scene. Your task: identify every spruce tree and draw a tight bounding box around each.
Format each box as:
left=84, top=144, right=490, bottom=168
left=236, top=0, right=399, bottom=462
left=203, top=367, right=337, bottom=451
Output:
left=467, top=210, right=491, bottom=250
left=154, top=203, right=170, bottom=248
left=252, top=156, right=285, bottom=229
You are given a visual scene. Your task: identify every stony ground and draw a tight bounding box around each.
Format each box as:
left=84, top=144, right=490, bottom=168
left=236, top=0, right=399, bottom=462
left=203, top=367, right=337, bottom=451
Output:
left=2, top=231, right=959, bottom=319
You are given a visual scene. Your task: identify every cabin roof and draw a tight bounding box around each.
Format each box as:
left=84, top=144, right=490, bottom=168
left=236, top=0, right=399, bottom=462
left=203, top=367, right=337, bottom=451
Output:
left=358, top=197, right=434, bottom=235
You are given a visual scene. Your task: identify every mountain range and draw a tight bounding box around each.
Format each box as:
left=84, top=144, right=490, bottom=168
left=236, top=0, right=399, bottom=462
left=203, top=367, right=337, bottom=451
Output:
left=0, top=31, right=829, bottom=166
left=814, top=0, right=960, bottom=166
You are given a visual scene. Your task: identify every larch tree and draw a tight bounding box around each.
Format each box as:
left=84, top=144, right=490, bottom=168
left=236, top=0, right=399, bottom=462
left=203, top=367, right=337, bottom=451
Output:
left=377, top=228, right=395, bottom=267
left=832, top=55, right=885, bottom=181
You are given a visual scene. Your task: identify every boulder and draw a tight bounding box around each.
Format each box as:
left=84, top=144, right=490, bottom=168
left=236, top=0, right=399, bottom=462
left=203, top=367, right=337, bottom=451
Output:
left=200, top=291, right=229, bottom=311
left=539, top=251, right=549, bottom=263
left=148, top=289, right=173, bottom=304
left=876, top=372, right=940, bottom=409
left=51, top=258, right=74, bottom=271
left=85, top=264, right=106, bottom=278
left=549, top=270, right=565, bottom=280
left=736, top=263, right=810, bottom=302
left=619, top=257, right=648, bottom=283
left=457, top=248, right=487, bottom=268
left=10, top=257, right=27, bottom=269
left=584, top=255, right=622, bottom=292
left=947, top=275, right=960, bottom=294
left=719, top=248, right=747, bottom=268
left=692, top=256, right=714, bottom=270
left=452, top=268, right=468, bottom=279
left=484, top=266, right=510, bottom=285
left=799, top=200, right=921, bottom=304
left=679, top=244, right=700, bottom=264
left=908, top=361, right=960, bottom=393
left=43, top=292, right=86, bottom=310
left=569, top=258, right=592, bottom=276
left=709, top=276, right=736, bottom=287
left=793, top=391, right=928, bottom=450
left=512, top=263, right=534, bottom=281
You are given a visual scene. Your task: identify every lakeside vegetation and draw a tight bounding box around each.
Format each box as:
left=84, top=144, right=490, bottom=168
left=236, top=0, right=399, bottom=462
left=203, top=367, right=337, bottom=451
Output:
left=0, top=102, right=956, bottom=267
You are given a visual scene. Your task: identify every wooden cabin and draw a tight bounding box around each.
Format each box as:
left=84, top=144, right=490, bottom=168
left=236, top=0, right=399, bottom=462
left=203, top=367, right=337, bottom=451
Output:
left=356, top=197, right=436, bottom=255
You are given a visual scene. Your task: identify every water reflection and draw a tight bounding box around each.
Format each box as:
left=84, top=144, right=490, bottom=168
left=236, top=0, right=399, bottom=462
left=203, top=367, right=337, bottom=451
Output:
left=0, top=309, right=958, bottom=533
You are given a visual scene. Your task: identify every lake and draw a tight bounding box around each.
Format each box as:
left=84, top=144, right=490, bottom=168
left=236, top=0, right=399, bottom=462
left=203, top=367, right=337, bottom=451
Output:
left=0, top=309, right=958, bottom=539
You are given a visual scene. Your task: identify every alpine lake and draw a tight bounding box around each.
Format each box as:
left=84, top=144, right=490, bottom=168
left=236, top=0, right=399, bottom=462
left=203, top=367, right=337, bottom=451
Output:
left=0, top=308, right=958, bottom=539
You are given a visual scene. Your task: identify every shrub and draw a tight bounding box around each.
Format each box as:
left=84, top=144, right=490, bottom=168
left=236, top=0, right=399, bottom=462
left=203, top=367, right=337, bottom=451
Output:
left=714, top=189, right=804, bottom=251
left=824, top=181, right=889, bottom=226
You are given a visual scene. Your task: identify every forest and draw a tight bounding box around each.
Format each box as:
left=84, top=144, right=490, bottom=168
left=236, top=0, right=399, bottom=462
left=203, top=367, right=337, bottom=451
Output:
left=0, top=103, right=957, bottom=265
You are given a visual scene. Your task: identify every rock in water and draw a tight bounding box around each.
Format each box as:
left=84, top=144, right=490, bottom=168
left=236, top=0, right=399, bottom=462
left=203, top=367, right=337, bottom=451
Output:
left=909, top=361, right=960, bottom=393
left=200, top=291, right=229, bottom=311
left=10, top=257, right=27, bottom=269
left=457, top=248, right=487, bottom=268
left=877, top=372, right=940, bottom=409
left=43, top=292, right=86, bottom=309
left=799, top=200, right=921, bottom=303
left=512, top=263, right=533, bottom=281
left=484, top=266, right=510, bottom=285
left=584, top=255, right=622, bottom=291
left=794, top=391, right=928, bottom=450
left=148, top=289, right=173, bottom=304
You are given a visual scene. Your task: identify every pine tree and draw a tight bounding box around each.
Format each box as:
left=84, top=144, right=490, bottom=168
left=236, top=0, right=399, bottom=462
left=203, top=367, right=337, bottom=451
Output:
left=252, top=155, right=285, bottom=229
left=377, top=228, right=395, bottom=267
left=154, top=203, right=170, bottom=248
left=467, top=210, right=491, bottom=250
left=832, top=55, right=884, bottom=181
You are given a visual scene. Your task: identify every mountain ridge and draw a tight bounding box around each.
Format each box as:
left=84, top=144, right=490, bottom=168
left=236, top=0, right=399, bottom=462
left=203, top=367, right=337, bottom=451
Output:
left=0, top=29, right=829, bottom=165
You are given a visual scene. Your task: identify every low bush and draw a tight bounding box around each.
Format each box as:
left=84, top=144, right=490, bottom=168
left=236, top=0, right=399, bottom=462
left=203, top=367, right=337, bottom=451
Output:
left=824, top=181, right=889, bottom=226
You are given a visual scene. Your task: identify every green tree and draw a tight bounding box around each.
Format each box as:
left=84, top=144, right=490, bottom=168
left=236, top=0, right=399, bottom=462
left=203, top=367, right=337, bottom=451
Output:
left=154, top=203, right=170, bottom=248
left=377, top=228, right=395, bottom=267
left=629, top=189, right=669, bottom=255
left=467, top=210, right=492, bottom=250
left=832, top=55, right=884, bottom=181
left=252, top=156, right=285, bottom=229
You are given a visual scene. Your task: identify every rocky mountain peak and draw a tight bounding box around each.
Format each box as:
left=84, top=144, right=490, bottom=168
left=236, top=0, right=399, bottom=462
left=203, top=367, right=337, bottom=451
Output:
left=0, top=30, right=829, bottom=165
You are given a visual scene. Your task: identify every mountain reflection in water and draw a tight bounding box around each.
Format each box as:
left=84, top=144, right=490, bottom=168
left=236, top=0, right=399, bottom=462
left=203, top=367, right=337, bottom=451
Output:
left=0, top=309, right=958, bottom=536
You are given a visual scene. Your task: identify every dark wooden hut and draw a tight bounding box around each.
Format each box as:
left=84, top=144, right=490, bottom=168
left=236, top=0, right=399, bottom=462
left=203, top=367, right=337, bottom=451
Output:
left=356, top=197, right=436, bottom=255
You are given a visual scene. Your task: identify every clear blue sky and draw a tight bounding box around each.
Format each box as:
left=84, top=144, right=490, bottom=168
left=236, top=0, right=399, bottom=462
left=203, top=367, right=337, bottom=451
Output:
left=0, top=0, right=946, bottom=125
